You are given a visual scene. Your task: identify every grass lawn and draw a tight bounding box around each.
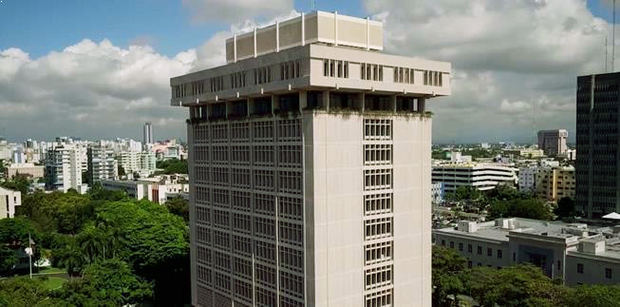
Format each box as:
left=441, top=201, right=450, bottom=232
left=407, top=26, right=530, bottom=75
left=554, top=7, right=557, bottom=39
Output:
left=39, top=276, right=66, bottom=290
left=37, top=267, right=65, bottom=275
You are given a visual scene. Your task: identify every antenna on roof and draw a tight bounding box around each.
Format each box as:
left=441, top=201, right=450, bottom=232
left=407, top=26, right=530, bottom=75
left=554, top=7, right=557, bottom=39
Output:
left=311, top=0, right=316, bottom=10
left=613, top=0, right=616, bottom=71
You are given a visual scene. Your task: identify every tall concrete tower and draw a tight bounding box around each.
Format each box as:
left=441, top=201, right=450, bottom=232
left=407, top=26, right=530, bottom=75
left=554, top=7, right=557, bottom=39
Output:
left=143, top=122, right=153, bottom=145
left=170, top=11, right=451, bottom=307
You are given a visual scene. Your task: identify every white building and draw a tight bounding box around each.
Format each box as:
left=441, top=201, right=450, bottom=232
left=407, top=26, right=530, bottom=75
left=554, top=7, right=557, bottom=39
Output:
left=432, top=163, right=518, bottom=194
left=45, top=144, right=85, bottom=192
left=118, top=151, right=157, bottom=178
left=0, top=187, right=21, bottom=219
left=88, top=143, right=118, bottom=183
left=433, top=218, right=620, bottom=286
left=171, top=11, right=451, bottom=307
left=101, top=174, right=189, bottom=204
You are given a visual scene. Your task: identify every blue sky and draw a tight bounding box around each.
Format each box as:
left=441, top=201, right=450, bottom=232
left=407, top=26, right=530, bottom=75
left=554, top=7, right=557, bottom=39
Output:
left=0, top=0, right=616, bottom=143
left=0, top=0, right=364, bottom=58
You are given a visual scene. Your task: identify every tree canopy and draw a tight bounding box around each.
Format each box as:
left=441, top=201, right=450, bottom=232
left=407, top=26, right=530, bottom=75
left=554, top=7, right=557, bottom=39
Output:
left=155, top=158, right=187, bottom=174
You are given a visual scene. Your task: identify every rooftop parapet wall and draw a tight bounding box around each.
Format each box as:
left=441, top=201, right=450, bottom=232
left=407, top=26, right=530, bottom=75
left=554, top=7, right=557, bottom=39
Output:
left=225, top=11, right=383, bottom=63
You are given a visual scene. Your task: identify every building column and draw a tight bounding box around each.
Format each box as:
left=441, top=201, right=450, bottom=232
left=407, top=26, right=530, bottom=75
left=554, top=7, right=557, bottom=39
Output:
left=323, top=91, right=330, bottom=112
left=271, top=95, right=278, bottom=115
left=418, top=97, right=426, bottom=113
left=299, top=90, right=307, bottom=112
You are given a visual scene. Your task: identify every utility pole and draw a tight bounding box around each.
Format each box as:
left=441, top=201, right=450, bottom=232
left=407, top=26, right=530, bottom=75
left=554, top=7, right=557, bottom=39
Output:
left=27, top=233, right=33, bottom=279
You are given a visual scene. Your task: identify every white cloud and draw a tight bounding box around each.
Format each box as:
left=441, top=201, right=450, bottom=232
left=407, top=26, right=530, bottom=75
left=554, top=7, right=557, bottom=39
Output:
left=182, top=0, right=294, bottom=23
left=0, top=39, right=195, bottom=141
left=364, top=0, right=608, bottom=143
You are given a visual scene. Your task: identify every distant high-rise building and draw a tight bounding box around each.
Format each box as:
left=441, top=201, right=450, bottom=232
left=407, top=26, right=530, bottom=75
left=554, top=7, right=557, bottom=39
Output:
left=143, top=122, right=153, bottom=145
left=170, top=11, right=451, bottom=307
left=87, top=143, right=118, bottom=183
left=537, top=129, right=568, bottom=157
left=576, top=73, right=620, bottom=218
left=45, top=144, right=84, bottom=192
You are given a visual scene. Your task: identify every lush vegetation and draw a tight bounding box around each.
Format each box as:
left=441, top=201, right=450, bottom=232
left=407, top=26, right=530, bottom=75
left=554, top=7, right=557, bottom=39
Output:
left=445, top=185, right=554, bottom=220
left=0, top=174, right=30, bottom=195
left=432, top=246, right=620, bottom=307
left=0, top=187, right=190, bottom=306
left=155, top=158, right=187, bottom=175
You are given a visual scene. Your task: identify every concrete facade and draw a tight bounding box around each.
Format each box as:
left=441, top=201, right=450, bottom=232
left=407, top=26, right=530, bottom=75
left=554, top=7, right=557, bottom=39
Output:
left=536, top=166, right=575, bottom=203
left=537, top=129, right=568, bottom=157
left=0, top=187, right=21, bottom=219
left=434, top=218, right=620, bottom=285
left=45, top=144, right=85, bottom=192
left=171, top=11, right=450, bottom=307
left=6, top=163, right=44, bottom=179
left=432, top=163, right=518, bottom=194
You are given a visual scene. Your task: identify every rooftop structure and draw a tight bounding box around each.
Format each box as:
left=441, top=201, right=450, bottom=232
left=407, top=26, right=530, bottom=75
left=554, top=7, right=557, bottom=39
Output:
left=434, top=217, right=620, bottom=285
left=170, top=10, right=451, bottom=307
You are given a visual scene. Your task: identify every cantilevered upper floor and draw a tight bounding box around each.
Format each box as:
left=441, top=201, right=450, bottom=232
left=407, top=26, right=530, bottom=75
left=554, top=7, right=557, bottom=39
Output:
left=170, top=11, right=451, bottom=107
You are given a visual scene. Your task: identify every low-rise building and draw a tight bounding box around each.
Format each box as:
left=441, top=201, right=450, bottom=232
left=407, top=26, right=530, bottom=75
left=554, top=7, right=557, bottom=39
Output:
left=101, top=174, right=188, bottom=204
left=6, top=163, right=44, bottom=179
left=433, top=217, right=620, bottom=285
left=432, top=162, right=518, bottom=193
left=0, top=187, right=21, bottom=219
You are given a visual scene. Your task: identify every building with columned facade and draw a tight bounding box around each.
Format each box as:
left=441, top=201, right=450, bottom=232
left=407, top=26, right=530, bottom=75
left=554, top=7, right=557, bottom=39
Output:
left=170, top=11, right=451, bottom=307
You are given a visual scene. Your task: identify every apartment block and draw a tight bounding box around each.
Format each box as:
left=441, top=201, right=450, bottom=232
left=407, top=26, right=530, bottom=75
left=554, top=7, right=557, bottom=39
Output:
left=536, top=166, right=575, bottom=203
left=170, top=11, right=451, bottom=307
left=87, top=143, right=118, bottom=183
left=45, top=144, right=85, bottom=192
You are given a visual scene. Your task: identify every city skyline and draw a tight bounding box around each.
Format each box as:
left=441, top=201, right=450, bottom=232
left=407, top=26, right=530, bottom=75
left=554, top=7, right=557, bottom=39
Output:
left=1, top=0, right=619, bottom=143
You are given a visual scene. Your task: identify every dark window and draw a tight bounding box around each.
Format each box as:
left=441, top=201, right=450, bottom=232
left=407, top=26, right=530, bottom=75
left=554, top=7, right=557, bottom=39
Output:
left=497, top=250, right=502, bottom=259
left=487, top=248, right=492, bottom=257
left=458, top=243, right=463, bottom=251
left=605, top=268, right=612, bottom=279
left=441, top=240, right=445, bottom=246
left=577, top=263, right=584, bottom=274
left=468, top=244, right=472, bottom=253
left=477, top=246, right=482, bottom=255
left=449, top=241, right=454, bottom=249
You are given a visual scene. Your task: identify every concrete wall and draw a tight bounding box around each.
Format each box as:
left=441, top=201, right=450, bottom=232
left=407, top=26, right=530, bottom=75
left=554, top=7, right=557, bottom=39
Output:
left=433, top=233, right=511, bottom=269
left=306, top=113, right=432, bottom=306
left=226, top=11, right=383, bottom=63
left=566, top=253, right=620, bottom=286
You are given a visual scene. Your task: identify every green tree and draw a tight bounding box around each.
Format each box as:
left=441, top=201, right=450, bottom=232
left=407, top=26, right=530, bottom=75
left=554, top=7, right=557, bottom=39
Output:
left=432, top=246, right=468, bottom=306
left=565, top=284, right=620, bottom=307
left=0, top=174, right=30, bottom=195
left=555, top=197, right=576, bottom=219
left=54, top=259, right=152, bottom=306
left=92, top=200, right=189, bottom=305
left=165, top=197, right=189, bottom=223
left=468, top=264, right=567, bottom=307
left=488, top=198, right=552, bottom=220
left=0, top=277, right=62, bottom=307
left=155, top=158, right=188, bottom=174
